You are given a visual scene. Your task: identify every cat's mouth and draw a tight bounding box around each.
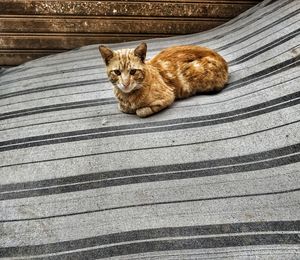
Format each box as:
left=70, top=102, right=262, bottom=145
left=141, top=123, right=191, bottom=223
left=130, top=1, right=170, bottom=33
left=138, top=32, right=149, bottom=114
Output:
left=117, top=84, right=133, bottom=93
left=117, top=83, right=141, bottom=93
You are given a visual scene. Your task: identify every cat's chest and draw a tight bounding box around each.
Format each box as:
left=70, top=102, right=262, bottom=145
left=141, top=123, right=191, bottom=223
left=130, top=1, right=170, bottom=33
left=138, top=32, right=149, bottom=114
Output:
left=114, top=89, right=144, bottom=110
left=121, top=99, right=139, bottom=110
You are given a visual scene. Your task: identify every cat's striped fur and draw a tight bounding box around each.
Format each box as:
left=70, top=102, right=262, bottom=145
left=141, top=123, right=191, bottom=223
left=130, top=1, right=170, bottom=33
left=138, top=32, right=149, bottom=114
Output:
left=99, top=43, right=228, bottom=117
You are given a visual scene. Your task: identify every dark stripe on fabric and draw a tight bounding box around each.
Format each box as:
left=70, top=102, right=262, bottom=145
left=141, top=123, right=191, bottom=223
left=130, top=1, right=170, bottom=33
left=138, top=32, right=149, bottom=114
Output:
left=0, top=221, right=299, bottom=258
left=226, top=57, right=299, bottom=90
left=0, top=64, right=103, bottom=87
left=0, top=144, right=299, bottom=200
left=0, top=98, right=115, bottom=121
left=0, top=79, right=106, bottom=100
left=228, top=46, right=298, bottom=75
left=2, top=188, right=299, bottom=223
left=0, top=66, right=28, bottom=77
left=30, top=234, right=300, bottom=259
left=266, top=0, right=280, bottom=5
left=2, top=119, right=299, bottom=169
left=0, top=88, right=109, bottom=110
left=0, top=111, right=121, bottom=132
left=0, top=91, right=299, bottom=152
left=230, top=28, right=300, bottom=65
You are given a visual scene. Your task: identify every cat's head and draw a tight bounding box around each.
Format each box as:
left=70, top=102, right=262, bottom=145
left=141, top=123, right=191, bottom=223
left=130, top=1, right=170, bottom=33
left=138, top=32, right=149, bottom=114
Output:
left=99, top=43, right=147, bottom=93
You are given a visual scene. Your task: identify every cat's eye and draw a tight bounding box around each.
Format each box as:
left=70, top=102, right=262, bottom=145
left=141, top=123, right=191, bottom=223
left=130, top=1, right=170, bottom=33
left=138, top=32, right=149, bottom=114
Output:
left=113, top=70, right=121, bottom=76
left=130, top=69, right=137, bottom=75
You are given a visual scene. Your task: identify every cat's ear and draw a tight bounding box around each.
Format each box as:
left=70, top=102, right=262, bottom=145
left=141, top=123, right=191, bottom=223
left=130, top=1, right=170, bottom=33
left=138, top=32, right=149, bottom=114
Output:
left=134, top=42, right=147, bottom=62
left=99, top=45, right=114, bottom=65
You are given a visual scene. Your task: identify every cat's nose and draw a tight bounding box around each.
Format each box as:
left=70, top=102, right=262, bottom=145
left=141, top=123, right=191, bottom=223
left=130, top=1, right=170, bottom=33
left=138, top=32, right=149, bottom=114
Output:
left=123, top=81, right=130, bottom=88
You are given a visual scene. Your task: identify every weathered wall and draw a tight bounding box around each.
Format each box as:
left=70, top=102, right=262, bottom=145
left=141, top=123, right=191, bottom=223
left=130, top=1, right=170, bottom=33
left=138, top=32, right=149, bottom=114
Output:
left=0, top=0, right=262, bottom=66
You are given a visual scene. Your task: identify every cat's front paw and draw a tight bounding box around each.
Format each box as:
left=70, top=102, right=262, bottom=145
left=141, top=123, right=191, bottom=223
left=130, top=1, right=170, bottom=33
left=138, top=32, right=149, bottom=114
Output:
left=136, top=107, right=153, bottom=118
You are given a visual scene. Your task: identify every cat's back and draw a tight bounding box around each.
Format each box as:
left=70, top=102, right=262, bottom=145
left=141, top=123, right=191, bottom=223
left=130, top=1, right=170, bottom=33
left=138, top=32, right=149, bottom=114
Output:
left=149, top=45, right=226, bottom=65
left=148, top=45, right=229, bottom=98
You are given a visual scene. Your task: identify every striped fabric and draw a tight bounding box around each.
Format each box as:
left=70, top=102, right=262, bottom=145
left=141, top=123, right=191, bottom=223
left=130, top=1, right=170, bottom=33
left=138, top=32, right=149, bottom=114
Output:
left=0, top=0, right=299, bottom=258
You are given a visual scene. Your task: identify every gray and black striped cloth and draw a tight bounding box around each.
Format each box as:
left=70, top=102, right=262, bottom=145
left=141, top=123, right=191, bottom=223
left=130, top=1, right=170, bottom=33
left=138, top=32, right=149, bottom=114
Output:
left=1, top=0, right=299, bottom=258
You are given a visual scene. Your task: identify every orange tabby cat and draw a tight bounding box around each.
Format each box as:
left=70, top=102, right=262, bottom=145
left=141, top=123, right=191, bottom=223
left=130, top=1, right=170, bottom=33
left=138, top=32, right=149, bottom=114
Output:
left=99, top=43, right=228, bottom=117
